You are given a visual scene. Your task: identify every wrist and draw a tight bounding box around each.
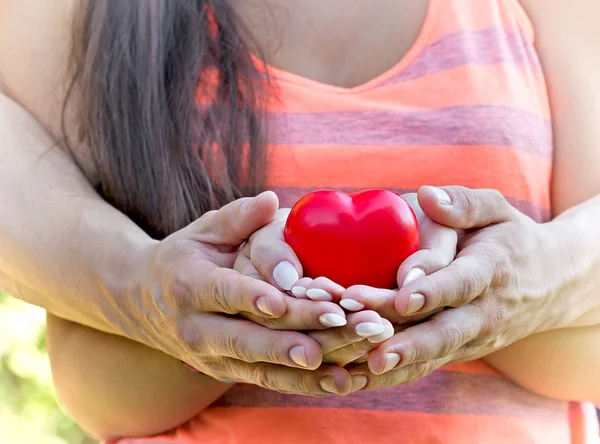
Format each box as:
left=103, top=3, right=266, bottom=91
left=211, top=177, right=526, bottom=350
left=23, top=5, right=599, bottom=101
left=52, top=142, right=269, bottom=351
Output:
left=95, top=232, right=159, bottom=339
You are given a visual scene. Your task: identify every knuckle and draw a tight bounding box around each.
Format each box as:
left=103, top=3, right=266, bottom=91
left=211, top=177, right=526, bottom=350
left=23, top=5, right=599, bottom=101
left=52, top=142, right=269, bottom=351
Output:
left=440, top=326, right=466, bottom=356
left=456, top=187, right=478, bottom=221
left=174, top=319, right=203, bottom=354
left=398, top=341, right=420, bottom=365
left=252, top=364, right=277, bottom=390
left=493, top=255, right=513, bottom=286
left=410, top=360, right=434, bottom=381
left=224, top=326, right=251, bottom=361
left=167, top=270, right=193, bottom=310
left=487, top=189, right=509, bottom=212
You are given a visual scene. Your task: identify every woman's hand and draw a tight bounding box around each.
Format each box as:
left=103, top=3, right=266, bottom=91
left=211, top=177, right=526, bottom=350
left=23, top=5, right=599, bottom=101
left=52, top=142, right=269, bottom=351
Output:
left=236, top=192, right=457, bottom=367
left=338, top=192, right=458, bottom=324
left=344, top=186, right=574, bottom=391
left=128, top=191, right=352, bottom=396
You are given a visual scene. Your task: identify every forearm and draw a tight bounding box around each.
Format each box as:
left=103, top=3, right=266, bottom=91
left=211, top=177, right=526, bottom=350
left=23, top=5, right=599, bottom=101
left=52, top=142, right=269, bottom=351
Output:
left=46, top=314, right=231, bottom=440
left=0, top=94, right=151, bottom=335
left=485, top=196, right=600, bottom=403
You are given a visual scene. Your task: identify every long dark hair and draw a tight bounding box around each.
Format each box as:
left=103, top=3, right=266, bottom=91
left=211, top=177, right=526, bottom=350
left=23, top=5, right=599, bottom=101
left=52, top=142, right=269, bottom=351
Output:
left=65, top=0, right=268, bottom=239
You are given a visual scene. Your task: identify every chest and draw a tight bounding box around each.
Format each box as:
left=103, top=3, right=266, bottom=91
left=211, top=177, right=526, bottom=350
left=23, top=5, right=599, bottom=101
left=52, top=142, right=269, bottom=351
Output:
left=232, top=0, right=430, bottom=88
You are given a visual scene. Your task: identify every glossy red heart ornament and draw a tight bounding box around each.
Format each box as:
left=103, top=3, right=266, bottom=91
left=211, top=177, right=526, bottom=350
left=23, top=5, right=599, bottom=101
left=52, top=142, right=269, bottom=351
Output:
left=284, top=190, right=419, bottom=289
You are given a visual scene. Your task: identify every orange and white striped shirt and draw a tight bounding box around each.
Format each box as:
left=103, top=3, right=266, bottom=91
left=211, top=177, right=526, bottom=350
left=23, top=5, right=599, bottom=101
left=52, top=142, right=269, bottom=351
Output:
left=115, top=0, right=599, bottom=442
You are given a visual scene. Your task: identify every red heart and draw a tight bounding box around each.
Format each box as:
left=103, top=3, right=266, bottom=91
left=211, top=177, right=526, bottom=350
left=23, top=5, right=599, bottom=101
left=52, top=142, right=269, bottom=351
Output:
left=284, top=189, right=419, bottom=289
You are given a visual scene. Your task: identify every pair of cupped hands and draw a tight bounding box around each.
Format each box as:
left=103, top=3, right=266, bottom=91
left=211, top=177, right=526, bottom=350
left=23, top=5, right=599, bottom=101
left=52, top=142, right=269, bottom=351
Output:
left=129, top=186, right=570, bottom=396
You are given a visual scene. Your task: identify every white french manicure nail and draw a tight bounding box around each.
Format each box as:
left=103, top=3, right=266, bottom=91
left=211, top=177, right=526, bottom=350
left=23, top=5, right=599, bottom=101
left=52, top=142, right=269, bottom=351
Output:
left=383, top=353, right=401, bottom=373
left=289, top=345, right=308, bottom=368
left=368, top=321, right=394, bottom=343
left=273, top=261, right=299, bottom=291
left=319, top=376, right=340, bottom=394
left=402, top=268, right=426, bottom=287
left=431, top=187, right=451, bottom=205
left=319, top=313, right=347, bottom=327
left=340, top=299, right=364, bottom=311
left=256, top=296, right=275, bottom=317
left=291, top=286, right=307, bottom=298
left=351, top=375, right=368, bottom=392
left=306, top=288, right=332, bottom=301
left=355, top=322, right=386, bottom=337
left=406, top=293, right=426, bottom=315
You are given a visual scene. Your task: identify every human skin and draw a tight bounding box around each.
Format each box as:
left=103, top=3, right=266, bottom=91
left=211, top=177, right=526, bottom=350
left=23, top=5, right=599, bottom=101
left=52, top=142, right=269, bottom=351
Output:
left=1, top=0, right=599, bottom=440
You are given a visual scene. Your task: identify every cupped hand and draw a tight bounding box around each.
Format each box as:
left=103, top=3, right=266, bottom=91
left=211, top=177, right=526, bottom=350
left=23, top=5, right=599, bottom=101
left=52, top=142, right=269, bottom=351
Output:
left=326, top=192, right=458, bottom=324
left=128, top=191, right=351, bottom=396
left=346, top=186, right=572, bottom=391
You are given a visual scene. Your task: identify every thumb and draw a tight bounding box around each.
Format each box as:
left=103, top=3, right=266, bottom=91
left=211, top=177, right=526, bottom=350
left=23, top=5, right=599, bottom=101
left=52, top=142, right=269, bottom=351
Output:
left=417, top=186, right=513, bottom=230
left=186, top=191, right=279, bottom=247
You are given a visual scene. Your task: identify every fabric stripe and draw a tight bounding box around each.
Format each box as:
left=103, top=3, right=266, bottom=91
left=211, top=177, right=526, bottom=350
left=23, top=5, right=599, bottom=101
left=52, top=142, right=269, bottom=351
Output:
left=270, top=64, right=549, bottom=116
left=271, top=186, right=550, bottom=222
left=382, top=27, right=541, bottom=86
left=271, top=106, right=552, bottom=157
left=115, top=408, right=572, bottom=444
left=214, top=371, right=566, bottom=418
left=184, top=408, right=571, bottom=444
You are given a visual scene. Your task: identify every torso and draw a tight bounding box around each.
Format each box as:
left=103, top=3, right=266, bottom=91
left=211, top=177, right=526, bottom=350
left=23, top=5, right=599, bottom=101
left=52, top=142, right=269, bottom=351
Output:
left=116, top=1, right=584, bottom=441
left=232, top=0, right=430, bottom=89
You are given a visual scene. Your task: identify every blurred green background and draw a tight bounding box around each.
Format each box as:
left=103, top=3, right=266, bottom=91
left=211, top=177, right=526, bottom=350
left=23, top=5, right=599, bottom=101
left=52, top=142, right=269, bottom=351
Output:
left=0, top=291, right=96, bottom=444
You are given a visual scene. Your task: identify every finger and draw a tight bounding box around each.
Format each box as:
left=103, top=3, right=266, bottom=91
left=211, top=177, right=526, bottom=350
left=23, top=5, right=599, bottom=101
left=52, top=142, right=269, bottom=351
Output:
left=309, top=311, right=385, bottom=354
left=186, top=314, right=323, bottom=370
left=366, top=318, right=395, bottom=344
left=243, top=296, right=347, bottom=330
left=397, top=220, right=457, bottom=289
left=194, top=266, right=288, bottom=318
left=203, top=358, right=354, bottom=396
left=232, top=243, right=260, bottom=279
left=340, top=286, right=398, bottom=319
left=249, top=209, right=304, bottom=291
left=366, top=304, right=487, bottom=374
left=321, top=318, right=394, bottom=367
left=291, top=277, right=313, bottom=299
left=187, top=191, right=279, bottom=247
left=394, top=247, right=496, bottom=316
left=347, top=358, right=447, bottom=392
left=300, top=277, right=345, bottom=302
left=417, top=186, right=513, bottom=230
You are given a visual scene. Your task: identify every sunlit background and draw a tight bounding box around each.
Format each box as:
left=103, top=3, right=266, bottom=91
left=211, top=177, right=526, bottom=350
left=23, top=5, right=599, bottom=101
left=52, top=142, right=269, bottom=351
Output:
left=0, top=292, right=95, bottom=444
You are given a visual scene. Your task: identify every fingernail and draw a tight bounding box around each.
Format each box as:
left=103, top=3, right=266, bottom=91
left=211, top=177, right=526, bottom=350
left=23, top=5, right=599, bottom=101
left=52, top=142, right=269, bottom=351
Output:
left=351, top=375, right=368, bottom=392
left=383, top=353, right=401, bottom=373
left=306, top=288, right=332, bottom=301
left=289, top=345, right=308, bottom=368
left=406, top=293, right=426, bottom=315
left=243, top=195, right=260, bottom=211
left=430, top=187, right=451, bottom=205
left=291, top=286, right=307, bottom=298
left=256, top=296, right=275, bottom=317
left=273, top=261, right=299, bottom=291
left=319, top=313, right=347, bottom=327
left=340, top=299, right=364, bottom=311
left=355, top=322, right=386, bottom=337
left=368, top=322, right=395, bottom=344
left=402, top=268, right=426, bottom=287
left=319, top=376, right=340, bottom=394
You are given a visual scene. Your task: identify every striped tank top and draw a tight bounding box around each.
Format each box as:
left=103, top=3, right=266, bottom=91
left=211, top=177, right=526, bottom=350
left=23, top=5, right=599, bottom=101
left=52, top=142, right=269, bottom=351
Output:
left=117, top=0, right=600, bottom=442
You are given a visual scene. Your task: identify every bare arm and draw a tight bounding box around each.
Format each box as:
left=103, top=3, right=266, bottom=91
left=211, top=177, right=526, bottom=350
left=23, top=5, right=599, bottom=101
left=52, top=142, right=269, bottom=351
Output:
left=0, top=1, right=348, bottom=438
left=46, top=316, right=230, bottom=440
left=0, top=0, right=150, bottom=334
left=484, top=0, right=600, bottom=404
